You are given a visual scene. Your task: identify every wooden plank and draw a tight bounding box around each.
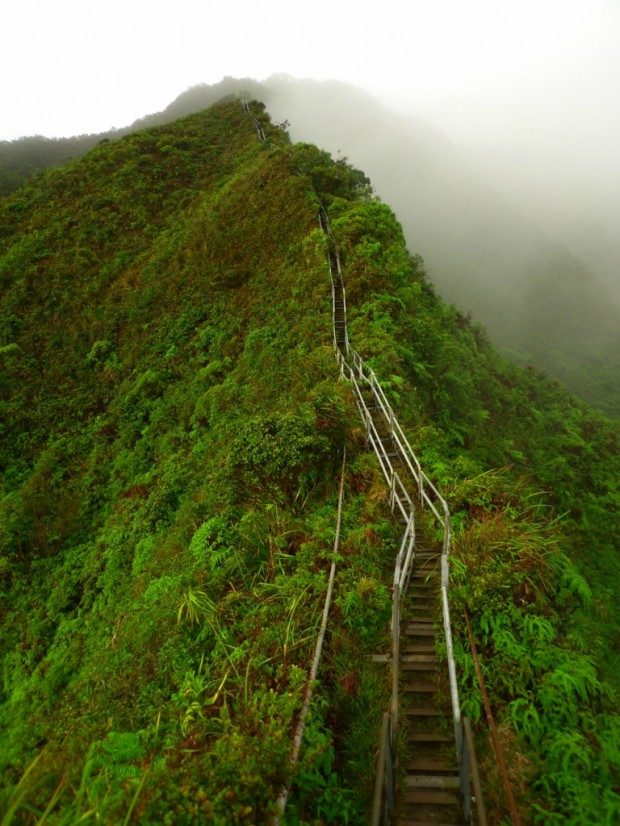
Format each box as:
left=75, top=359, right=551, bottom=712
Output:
left=405, top=626, right=435, bottom=636
left=408, top=757, right=457, bottom=772
left=400, top=653, right=436, bottom=662
left=401, top=644, right=436, bottom=654
left=405, top=775, right=460, bottom=789
left=400, top=662, right=438, bottom=672
left=402, top=681, right=437, bottom=693
left=404, top=790, right=459, bottom=806
left=406, top=706, right=443, bottom=716
left=408, top=732, right=452, bottom=742
left=396, top=817, right=458, bottom=826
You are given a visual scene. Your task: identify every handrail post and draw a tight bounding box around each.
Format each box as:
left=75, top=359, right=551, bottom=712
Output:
left=386, top=714, right=395, bottom=822
left=371, top=713, right=390, bottom=826
left=463, top=717, right=487, bottom=826
left=392, top=585, right=400, bottom=732
left=461, top=721, right=472, bottom=823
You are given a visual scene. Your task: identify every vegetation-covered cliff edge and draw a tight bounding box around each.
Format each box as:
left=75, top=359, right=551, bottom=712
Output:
left=1, top=100, right=618, bottom=823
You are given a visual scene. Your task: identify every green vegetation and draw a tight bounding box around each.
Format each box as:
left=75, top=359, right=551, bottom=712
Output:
left=0, top=133, right=106, bottom=196
left=3, top=77, right=620, bottom=418
left=1, top=99, right=618, bottom=823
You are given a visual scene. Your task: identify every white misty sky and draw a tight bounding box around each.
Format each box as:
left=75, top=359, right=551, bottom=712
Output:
left=1, top=0, right=618, bottom=145
left=1, top=0, right=619, bottom=270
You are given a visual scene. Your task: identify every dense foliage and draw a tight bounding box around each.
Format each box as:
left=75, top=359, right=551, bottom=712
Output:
left=0, top=134, right=108, bottom=196
left=2, top=77, right=620, bottom=418
left=0, top=99, right=618, bottom=823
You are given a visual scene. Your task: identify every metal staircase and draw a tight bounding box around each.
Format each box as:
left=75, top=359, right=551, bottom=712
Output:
left=319, top=207, right=481, bottom=825
left=239, top=98, right=483, bottom=823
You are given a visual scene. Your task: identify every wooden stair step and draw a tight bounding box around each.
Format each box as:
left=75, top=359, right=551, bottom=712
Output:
left=406, top=792, right=459, bottom=826
left=396, top=812, right=457, bottom=826
left=408, top=758, right=457, bottom=773
left=399, top=816, right=460, bottom=825
left=401, top=653, right=437, bottom=662
left=406, top=706, right=443, bottom=717
left=408, top=732, right=452, bottom=743
left=401, top=663, right=438, bottom=672
left=405, top=775, right=460, bottom=790
left=402, top=681, right=437, bottom=693
left=401, top=644, right=436, bottom=654
left=405, top=625, right=436, bottom=636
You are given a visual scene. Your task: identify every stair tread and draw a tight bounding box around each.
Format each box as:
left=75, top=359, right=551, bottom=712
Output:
left=401, top=653, right=437, bottom=661
left=402, top=681, right=437, bottom=692
left=405, top=775, right=460, bottom=789
left=408, top=758, right=458, bottom=772
left=408, top=732, right=452, bottom=742
left=405, top=627, right=436, bottom=636
left=404, top=791, right=460, bottom=805
left=406, top=706, right=444, bottom=716
left=401, top=645, right=436, bottom=653
left=401, top=663, right=439, bottom=671
left=396, top=817, right=457, bottom=826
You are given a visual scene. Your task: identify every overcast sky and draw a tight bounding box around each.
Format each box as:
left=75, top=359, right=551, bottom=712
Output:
left=1, top=0, right=618, bottom=269
left=1, top=0, right=617, bottom=142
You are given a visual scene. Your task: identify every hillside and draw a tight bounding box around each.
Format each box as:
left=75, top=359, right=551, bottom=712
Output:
left=2, top=77, right=619, bottom=417
left=1, top=100, right=618, bottom=823
left=0, top=133, right=110, bottom=196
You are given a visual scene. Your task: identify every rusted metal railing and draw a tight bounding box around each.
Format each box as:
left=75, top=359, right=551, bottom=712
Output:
left=319, top=206, right=469, bottom=823
left=271, top=449, right=347, bottom=825
left=240, top=97, right=479, bottom=822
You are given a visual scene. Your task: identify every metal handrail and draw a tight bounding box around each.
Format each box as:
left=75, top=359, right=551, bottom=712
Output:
left=319, top=207, right=467, bottom=823
left=239, top=101, right=468, bottom=821
left=241, top=98, right=267, bottom=142
left=272, top=450, right=348, bottom=825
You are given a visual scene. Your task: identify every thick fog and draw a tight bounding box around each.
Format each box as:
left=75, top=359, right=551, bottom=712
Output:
left=140, top=75, right=619, bottom=414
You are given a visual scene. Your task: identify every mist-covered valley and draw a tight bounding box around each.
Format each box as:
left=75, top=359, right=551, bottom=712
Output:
left=144, top=76, right=620, bottom=416
left=2, top=74, right=617, bottom=415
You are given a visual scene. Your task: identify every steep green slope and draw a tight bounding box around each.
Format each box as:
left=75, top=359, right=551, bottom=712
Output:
left=0, top=134, right=108, bottom=196
left=0, top=101, right=395, bottom=822
left=1, top=100, right=618, bottom=823
left=3, top=77, right=619, bottom=418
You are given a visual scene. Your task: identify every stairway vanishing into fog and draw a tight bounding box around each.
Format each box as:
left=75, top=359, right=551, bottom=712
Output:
left=320, top=206, right=471, bottom=824
left=242, top=98, right=475, bottom=824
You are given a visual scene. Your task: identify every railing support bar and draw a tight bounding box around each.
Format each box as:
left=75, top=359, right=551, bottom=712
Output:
left=371, top=712, right=390, bottom=826
left=464, top=717, right=488, bottom=826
